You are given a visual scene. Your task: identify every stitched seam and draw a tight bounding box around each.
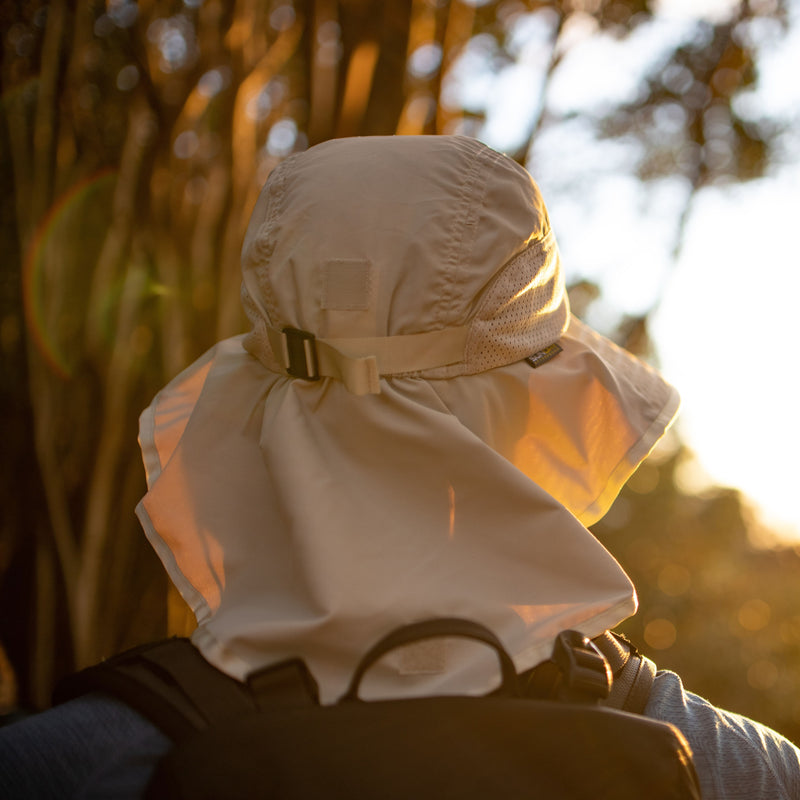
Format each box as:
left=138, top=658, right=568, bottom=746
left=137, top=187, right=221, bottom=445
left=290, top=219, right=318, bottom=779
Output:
left=438, top=143, right=489, bottom=325
left=261, top=156, right=297, bottom=327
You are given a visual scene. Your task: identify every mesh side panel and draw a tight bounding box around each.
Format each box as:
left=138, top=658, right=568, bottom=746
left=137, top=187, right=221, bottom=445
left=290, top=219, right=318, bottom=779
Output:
left=463, top=233, right=569, bottom=374
left=240, top=157, right=296, bottom=373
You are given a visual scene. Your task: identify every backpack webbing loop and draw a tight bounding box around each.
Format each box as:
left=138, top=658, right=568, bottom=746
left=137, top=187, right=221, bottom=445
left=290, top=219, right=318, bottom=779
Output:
left=340, top=617, right=520, bottom=702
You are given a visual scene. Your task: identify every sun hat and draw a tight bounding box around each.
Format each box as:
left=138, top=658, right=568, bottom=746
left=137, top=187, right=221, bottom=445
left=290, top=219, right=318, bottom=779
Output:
left=136, top=135, right=680, bottom=703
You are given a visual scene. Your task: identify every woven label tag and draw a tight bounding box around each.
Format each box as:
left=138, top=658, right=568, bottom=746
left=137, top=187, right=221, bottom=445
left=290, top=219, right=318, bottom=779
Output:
left=525, top=342, right=563, bottom=369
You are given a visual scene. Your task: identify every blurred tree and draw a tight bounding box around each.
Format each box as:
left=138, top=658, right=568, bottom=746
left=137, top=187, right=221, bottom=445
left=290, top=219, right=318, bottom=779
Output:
left=0, top=0, right=795, bottom=730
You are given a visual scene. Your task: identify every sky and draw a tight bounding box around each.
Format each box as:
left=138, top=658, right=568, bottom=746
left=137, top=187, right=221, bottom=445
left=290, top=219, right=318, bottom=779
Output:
left=650, top=166, right=800, bottom=541
left=460, top=0, right=800, bottom=543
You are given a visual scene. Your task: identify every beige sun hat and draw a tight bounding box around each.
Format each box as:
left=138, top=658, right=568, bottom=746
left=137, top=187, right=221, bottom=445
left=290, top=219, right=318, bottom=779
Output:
left=136, top=135, right=680, bottom=703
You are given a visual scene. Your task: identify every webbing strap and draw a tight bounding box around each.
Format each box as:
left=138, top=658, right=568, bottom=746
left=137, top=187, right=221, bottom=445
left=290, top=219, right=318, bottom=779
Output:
left=618, top=655, right=657, bottom=715
left=523, top=632, right=656, bottom=715
left=138, top=639, right=256, bottom=726
left=594, top=633, right=656, bottom=714
left=592, top=631, right=630, bottom=676
left=53, top=638, right=253, bottom=740
left=55, top=638, right=322, bottom=743
left=266, top=325, right=469, bottom=395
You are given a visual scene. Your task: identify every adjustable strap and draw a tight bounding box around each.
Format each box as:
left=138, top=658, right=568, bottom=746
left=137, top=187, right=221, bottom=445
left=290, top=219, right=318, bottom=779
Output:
left=54, top=638, right=253, bottom=740
left=523, top=631, right=611, bottom=705
left=54, top=638, right=320, bottom=743
left=617, top=653, right=656, bottom=714
left=266, top=325, right=468, bottom=395
left=522, top=631, right=656, bottom=715
left=594, top=632, right=656, bottom=715
left=551, top=630, right=611, bottom=703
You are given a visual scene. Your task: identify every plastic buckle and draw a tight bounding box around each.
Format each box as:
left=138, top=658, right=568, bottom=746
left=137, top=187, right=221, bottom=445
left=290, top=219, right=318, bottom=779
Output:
left=552, top=630, right=611, bottom=703
left=282, top=327, right=320, bottom=381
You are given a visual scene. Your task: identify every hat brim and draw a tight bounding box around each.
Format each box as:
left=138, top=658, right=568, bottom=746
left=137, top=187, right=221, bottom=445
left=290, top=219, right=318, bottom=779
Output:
left=134, top=318, right=675, bottom=701
left=428, top=314, right=680, bottom=526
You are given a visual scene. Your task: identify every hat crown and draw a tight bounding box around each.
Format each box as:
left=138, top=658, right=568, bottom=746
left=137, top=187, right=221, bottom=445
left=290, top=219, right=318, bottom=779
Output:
left=241, top=135, right=568, bottom=377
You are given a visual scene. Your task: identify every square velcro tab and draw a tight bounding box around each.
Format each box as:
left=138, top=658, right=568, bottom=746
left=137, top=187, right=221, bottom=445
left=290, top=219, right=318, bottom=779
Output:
left=322, top=259, right=372, bottom=310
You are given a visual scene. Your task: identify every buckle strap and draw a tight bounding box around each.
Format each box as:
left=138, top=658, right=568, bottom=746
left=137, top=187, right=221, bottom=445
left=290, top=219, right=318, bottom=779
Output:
left=604, top=650, right=657, bottom=714
left=522, top=630, right=612, bottom=704
left=620, top=653, right=656, bottom=714
left=266, top=325, right=468, bottom=395
left=592, top=630, right=634, bottom=677
left=281, top=327, right=320, bottom=380
left=594, top=632, right=657, bottom=714
left=552, top=630, right=612, bottom=703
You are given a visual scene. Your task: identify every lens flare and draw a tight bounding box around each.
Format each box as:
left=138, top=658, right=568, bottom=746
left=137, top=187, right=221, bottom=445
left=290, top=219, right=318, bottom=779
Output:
left=22, top=169, right=117, bottom=378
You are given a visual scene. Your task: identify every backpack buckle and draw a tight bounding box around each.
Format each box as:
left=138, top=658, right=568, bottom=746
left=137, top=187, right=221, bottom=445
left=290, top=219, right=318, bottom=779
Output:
left=552, top=630, right=611, bottom=703
left=282, top=327, right=320, bottom=381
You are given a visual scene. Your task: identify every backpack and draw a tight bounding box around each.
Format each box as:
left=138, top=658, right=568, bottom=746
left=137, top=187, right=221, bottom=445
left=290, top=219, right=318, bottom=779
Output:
left=55, top=618, right=701, bottom=799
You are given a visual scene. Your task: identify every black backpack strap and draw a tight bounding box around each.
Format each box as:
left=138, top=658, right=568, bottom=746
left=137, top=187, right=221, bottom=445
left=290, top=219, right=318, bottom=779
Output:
left=521, top=630, right=656, bottom=714
left=594, top=632, right=656, bottom=714
left=54, top=638, right=319, bottom=741
left=54, top=638, right=251, bottom=739
left=247, top=658, right=320, bottom=710
left=521, top=630, right=612, bottom=704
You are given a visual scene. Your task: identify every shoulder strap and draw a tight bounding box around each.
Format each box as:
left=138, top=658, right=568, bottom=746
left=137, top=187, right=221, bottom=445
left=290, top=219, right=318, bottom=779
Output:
left=594, top=632, right=656, bottom=714
left=521, top=630, right=656, bottom=714
left=54, top=638, right=319, bottom=741
left=614, top=652, right=657, bottom=714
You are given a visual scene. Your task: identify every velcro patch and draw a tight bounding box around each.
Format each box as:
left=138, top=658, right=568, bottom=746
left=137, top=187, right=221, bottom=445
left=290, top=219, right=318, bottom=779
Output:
left=321, top=259, right=372, bottom=310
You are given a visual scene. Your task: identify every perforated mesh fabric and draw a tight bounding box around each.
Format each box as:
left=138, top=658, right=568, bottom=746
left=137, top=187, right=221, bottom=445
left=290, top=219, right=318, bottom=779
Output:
left=464, top=230, right=568, bottom=375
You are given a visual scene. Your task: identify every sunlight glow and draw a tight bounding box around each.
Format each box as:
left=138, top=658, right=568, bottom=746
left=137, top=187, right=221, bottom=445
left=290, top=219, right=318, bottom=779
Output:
left=447, top=484, right=456, bottom=540
left=490, top=0, right=800, bottom=543
left=651, top=170, right=800, bottom=541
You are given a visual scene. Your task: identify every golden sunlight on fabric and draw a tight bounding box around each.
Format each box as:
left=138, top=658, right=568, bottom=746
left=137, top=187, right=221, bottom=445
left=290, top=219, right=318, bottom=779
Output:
left=141, top=452, right=226, bottom=617
left=513, top=375, right=635, bottom=522
left=448, top=484, right=456, bottom=540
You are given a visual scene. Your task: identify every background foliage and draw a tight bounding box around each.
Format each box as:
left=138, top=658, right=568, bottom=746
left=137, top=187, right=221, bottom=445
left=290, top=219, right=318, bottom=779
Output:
left=1, top=0, right=798, bottom=743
